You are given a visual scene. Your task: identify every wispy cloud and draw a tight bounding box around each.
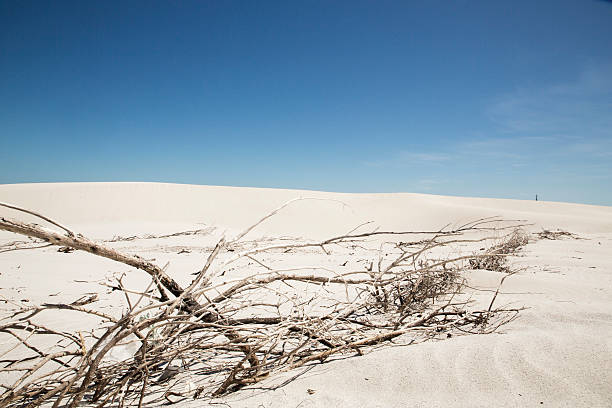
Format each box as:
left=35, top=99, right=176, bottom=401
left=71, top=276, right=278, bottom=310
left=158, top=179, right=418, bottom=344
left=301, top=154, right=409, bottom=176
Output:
left=416, top=178, right=447, bottom=191
left=398, top=152, right=450, bottom=162
left=361, top=63, right=612, bottom=204
left=557, top=139, right=612, bottom=159
left=487, top=63, right=612, bottom=137
left=365, top=151, right=450, bottom=168
left=548, top=63, right=612, bottom=96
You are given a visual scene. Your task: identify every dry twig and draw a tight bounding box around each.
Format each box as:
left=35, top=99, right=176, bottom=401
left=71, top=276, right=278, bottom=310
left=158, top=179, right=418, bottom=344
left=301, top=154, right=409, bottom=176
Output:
left=0, top=202, right=525, bottom=406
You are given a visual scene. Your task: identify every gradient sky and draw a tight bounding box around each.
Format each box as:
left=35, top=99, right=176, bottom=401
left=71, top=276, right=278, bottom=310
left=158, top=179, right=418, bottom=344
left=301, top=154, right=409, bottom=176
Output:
left=1, top=1, right=611, bottom=205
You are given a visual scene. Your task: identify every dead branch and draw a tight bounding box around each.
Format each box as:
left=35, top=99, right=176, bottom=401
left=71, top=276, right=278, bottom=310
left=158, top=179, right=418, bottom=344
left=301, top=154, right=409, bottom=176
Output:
left=0, top=202, right=75, bottom=237
left=0, top=216, right=198, bottom=311
left=0, top=202, right=527, bottom=407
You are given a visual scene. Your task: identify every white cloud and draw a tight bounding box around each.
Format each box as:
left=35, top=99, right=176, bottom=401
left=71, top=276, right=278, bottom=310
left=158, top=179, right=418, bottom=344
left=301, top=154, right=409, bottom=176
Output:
left=487, top=63, right=612, bottom=137
left=548, top=63, right=612, bottom=96
left=364, top=150, right=450, bottom=168
left=398, top=152, right=450, bottom=162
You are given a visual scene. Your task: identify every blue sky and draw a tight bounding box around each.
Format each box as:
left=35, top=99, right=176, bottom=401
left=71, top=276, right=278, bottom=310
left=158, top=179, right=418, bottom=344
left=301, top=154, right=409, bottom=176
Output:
left=1, top=1, right=611, bottom=205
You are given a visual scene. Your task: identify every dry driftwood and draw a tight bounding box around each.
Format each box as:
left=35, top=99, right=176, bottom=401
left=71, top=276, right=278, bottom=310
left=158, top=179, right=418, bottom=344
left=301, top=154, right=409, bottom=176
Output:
left=0, top=202, right=526, bottom=407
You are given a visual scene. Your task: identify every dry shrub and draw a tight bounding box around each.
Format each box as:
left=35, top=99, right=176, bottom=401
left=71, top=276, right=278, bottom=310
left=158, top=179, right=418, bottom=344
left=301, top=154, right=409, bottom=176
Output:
left=537, top=229, right=578, bottom=240
left=469, top=229, right=529, bottom=273
left=0, top=204, right=525, bottom=407
left=390, top=269, right=458, bottom=313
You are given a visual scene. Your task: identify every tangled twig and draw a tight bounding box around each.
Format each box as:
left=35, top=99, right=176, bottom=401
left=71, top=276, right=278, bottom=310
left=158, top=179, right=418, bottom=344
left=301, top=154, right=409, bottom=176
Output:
left=0, top=203, right=526, bottom=406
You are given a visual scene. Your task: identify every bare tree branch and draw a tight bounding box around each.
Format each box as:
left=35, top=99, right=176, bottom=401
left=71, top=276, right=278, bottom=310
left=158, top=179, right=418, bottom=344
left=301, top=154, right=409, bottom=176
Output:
left=0, top=202, right=528, bottom=407
left=0, top=202, right=75, bottom=237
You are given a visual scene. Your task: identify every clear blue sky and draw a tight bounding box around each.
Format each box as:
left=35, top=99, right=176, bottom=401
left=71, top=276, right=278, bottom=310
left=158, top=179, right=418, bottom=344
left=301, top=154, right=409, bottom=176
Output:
left=1, top=1, right=611, bottom=205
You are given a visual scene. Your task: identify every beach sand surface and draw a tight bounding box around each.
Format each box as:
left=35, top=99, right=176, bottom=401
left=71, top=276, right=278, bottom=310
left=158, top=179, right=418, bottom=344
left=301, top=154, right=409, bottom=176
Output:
left=1, top=182, right=611, bottom=407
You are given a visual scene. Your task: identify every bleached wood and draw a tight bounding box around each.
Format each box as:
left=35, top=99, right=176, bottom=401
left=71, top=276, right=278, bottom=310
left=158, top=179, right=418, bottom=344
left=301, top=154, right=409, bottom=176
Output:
left=0, top=217, right=199, bottom=310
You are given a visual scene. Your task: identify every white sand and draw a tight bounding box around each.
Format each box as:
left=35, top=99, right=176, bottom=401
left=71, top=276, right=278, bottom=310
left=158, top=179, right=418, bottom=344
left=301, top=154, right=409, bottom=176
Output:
left=1, top=182, right=611, bottom=407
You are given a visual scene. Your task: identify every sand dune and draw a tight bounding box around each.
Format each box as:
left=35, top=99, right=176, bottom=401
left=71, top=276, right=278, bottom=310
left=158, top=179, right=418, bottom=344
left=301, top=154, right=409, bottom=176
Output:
left=2, top=182, right=611, bottom=235
left=1, top=182, right=611, bottom=407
